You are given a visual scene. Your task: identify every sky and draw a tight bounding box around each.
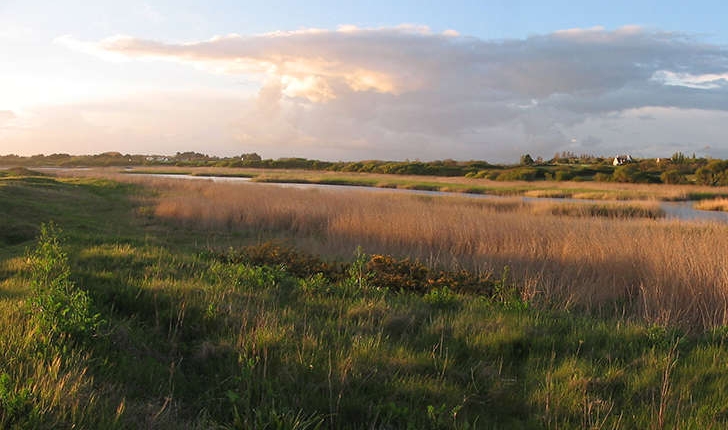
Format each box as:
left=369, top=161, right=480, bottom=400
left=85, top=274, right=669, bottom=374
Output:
left=2, top=1, right=728, bottom=162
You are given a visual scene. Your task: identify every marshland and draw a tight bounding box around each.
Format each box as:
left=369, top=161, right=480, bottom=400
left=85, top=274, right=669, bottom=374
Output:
left=3, top=165, right=728, bottom=428
left=6, top=2, right=728, bottom=427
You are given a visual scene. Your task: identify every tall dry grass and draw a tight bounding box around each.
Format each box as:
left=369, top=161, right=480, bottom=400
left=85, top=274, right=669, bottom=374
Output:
left=694, top=198, right=728, bottom=212
left=55, top=172, right=728, bottom=330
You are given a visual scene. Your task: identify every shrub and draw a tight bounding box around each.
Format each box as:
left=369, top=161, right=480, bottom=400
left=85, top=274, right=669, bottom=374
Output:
left=554, top=170, right=573, bottom=181
left=27, top=223, right=100, bottom=342
left=223, top=242, right=344, bottom=282
left=660, top=169, right=686, bottom=185
left=423, top=286, right=459, bottom=309
left=367, top=254, right=494, bottom=295
left=612, top=164, right=648, bottom=183
left=366, top=254, right=429, bottom=293
left=594, top=172, right=611, bottom=182
left=342, top=246, right=373, bottom=295
left=496, top=168, right=540, bottom=181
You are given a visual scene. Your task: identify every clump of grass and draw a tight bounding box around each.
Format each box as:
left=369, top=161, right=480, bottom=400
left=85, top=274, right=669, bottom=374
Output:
left=222, top=242, right=346, bottom=282
left=532, top=201, right=665, bottom=219
left=694, top=198, right=728, bottom=212
left=366, top=254, right=494, bottom=295
left=523, top=189, right=572, bottom=198
left=0, top=167, right=46, bottom=178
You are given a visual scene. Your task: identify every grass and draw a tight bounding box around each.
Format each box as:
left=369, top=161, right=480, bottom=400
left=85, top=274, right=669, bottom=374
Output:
left=529, top=200, right=665, bottom=219
left=3, top=173, right=728, bottom=427
left=0, top=167, right=47, bottom=178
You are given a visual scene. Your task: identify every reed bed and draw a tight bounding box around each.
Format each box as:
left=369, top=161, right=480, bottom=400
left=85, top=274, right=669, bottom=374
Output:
left=530, top=200, right=665, bottom=219
left=70, top=173, right=726, bottom=331
left=694, top=198, right=728, bottom=212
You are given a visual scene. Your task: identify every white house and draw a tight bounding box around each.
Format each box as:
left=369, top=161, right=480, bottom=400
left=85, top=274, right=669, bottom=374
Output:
left=613, top=155, right=633, bottom=166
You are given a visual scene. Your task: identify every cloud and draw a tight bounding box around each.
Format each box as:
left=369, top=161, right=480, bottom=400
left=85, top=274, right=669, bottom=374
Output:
left=54, top=35, right=131, bottom=62
left=652, top=70, right=728, bottom=89
left=49, top=26, right=728, bottom=161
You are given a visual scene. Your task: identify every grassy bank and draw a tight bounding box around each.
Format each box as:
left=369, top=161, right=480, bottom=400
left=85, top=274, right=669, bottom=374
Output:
left=3, top=174, right=728, bottom=428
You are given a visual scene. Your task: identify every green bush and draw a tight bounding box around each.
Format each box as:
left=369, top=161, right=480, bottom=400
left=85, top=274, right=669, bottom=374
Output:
left=554, top=170, right=573, bottom=181
left=496, top=167, right=541, bottom=181
left=27, top=223, right=100, bottom=342
left=366, top=254, right=493, bottom=295
left=423, top=286, right=459, bottom=309
left=660, top=169, right=686, bottom=184
left=612, top=164, right=650, bottom=183
left=223, top=242, right=344, bottom=282
left=594, top=172, right=612, bottom=182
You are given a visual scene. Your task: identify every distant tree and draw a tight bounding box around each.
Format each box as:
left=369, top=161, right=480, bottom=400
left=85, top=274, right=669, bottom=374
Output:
left=520, top=154, right=535, bottom=166
left=671, top=152, right=687, bottom=164
left=241, top=153, right=262, bottom=162
left=695, top=160, right=728, bottom=186
left=496, top=167, right=541, bottom=181
left=612, top=164, right=648, bottom=183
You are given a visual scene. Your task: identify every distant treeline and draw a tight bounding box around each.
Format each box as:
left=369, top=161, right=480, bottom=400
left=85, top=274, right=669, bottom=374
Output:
left=3, top=150, right=728, bottom=185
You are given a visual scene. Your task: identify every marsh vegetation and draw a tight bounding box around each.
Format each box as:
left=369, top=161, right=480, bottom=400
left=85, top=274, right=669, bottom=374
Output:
left=2, top=171, right=728, bottom=428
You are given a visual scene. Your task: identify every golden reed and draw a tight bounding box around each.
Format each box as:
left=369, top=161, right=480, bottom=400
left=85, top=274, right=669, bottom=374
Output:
left=61, top=171, right=728, bottom=330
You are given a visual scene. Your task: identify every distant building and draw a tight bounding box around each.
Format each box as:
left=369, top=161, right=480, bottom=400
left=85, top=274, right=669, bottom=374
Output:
left=145, top=156, right=170, bottom=163
left=613, top=155, right=633, bottom=166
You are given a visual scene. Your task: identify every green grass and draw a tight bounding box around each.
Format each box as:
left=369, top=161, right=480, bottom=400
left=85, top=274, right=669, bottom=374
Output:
left=3, top=175, right=728, bottom=428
